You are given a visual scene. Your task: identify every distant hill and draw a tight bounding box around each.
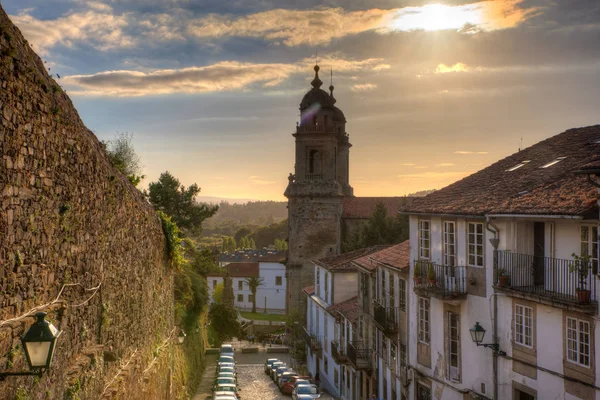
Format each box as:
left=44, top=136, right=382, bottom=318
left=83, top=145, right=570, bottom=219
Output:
left=196, top=196, right=259, bottom=204
left=203, top=200, right=287, bottom=229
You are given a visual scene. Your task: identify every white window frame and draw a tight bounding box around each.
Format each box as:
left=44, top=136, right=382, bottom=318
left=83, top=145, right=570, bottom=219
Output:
left=275, top=276, right=283, bottom=286
left=467, top=222, right=484, bottom=267
left=398, top=279, right=406, bottom=312
left=419, top=219, right=431, bottom=259
left=581, top=225, right=599, bottom=271
left=418, top=297, right=430, bottom=344
left=238, top=281, right=244, bottom=290
left=447, top=312, right=460, bottom=381
left=514, top=304, right=533, bottom=348
left=443, top=221, right=457, bottom=267
left=237, top=294, right=243, bottom=302
left=566, top=317, right=591, bottom=368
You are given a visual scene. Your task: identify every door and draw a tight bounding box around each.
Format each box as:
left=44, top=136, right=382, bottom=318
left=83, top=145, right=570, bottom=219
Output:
left=533, top=222, right=545, bottom=286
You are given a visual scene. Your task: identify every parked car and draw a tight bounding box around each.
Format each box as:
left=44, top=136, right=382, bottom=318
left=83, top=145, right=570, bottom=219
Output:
left=292, top=379, right=314, bottom=392
left=218, top=355, right=235, bottom=364
left=213, top=376, right=237, bottom=389
left=269, top=361, right=285, bottom=379
left=214, top=383, right=241, bottom=399
left=213, top=395, right=237, bottom=400
left=282, top=375, right=312, bottom=394
left=264, top=358, right=279, bottom=374
left=278, top=371, right=297, bottom=388
left=273, top=365, right=289, bottom=381
left=220, top=344, right=234, bottom=356
left=218, top=366, right=236, bottom=376
left=292, top=384, right=321, bottom=400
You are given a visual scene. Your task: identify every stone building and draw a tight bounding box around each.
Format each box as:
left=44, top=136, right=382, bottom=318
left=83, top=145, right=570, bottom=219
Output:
left=285, top=65, right=412, bottom=312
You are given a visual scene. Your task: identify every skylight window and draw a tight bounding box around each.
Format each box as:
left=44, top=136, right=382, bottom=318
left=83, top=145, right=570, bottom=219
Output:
left=506, top=160, right=531, bottom=172
left=541, top=157, right=567, bottom=168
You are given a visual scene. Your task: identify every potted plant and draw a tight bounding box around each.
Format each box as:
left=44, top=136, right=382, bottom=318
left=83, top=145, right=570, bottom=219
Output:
left=427, top=264, right=437, bottom=286
left=497, top=268, right=510, bottom=287
left=569, top=253, right=592, bottom=303
left=413, top=263, right=423, bottom=285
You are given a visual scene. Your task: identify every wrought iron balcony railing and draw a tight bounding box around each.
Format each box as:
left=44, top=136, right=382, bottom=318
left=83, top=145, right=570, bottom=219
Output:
left=495, top=251, right=598, bottom=307
left=331, top=340, right=348, bottom=364
left=413, top=260, right=467, bottom=298
left=373, top=301, right=399, bottom=336
left=347, top=341, right=372, bottom=371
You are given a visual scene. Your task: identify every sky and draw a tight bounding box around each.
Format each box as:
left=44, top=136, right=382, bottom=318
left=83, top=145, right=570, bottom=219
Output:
left=4, top=0, right=600, bottom=201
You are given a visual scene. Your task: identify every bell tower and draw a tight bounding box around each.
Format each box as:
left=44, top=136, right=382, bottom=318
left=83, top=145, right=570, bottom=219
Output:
left=285, top=65, right=353, bottom=312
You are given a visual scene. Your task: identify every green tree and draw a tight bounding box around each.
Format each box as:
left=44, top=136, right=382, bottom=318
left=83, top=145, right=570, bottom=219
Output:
left=209, top=303, right=241, bottom=344
left=249, top=238, right=256, bottom=249
left=148, top=171, right=218, bottom=233
left=234, top=227, right=252, bottom=244
left=212, top=282, right=224, bottom=303
left=103, top=132, right=145, bottom=187
left=274, top=238, right=288, bottom=251
left=245, top=276, right=265, bottom=313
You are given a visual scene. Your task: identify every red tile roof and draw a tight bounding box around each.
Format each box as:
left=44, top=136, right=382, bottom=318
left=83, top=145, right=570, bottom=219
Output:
left=353, top=241, right=410, bottom=272
left=342, top=197, right=414, bottom=219
left=224, top=262, right=259, bottom=277
left=315, top=245, right=390, bottom=271
left=303, top=285, right=315, bottom=295
left=403, top=125, right=600, bottom=217
left=327, top=296, right=359, bottom=323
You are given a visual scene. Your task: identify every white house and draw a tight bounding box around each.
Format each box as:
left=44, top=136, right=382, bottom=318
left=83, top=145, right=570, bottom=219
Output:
left=402, top=125, right=600, bottom=400
left=303, top=246, right=387, bottom=399
left=207, top=261, right=287, bottom=313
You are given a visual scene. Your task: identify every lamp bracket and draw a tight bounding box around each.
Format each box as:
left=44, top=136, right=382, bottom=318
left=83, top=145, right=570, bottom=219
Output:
left=0, top=368, right=43, bottom=380
left=477, top=343, right=506, bottom=356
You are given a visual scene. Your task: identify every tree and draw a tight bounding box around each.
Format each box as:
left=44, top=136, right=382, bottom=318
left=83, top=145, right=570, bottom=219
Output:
left=103, top=132, right=145, bottom=187
left=148, top=171, right=218, bottom=233
left=274, top=238, right=288, bottom=251
left=234, top=227, right=252, bottom=244
left=245, top=276, right=265, bottom=313
left=209, top=303, right=241, bottom=344
left=212, top=282, right=224, bottom=303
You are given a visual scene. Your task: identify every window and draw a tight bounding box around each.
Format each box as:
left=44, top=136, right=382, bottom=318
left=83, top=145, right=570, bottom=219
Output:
left=514, top=304, right=533, bottom=348
left=398, top=279, right=406, bottom=312
left=381, top=269, right=386, bottom=302
left=581, top=225, right=599, bottom=272
left=238, top=281, right=243, bottom=290
left=248, top=294, right=254, bottom=303
left=467, top=222, right=484, bottom=267
left=324, top=317, right=328, bottom=353
left=447, top=312, right=460, bottom=381
left=418, top=297, right=430, bottom=344
left=400, top=343, right=407, bottom=367
left=419, top=220, right=431, bottom=259
left=324, top=357, right=329, bottom=375
left=324, top=272, right=329, bottom=301
left=417, top=383, right=432, bottom=400
left=275, top=276, right=283, bottom=286
left=334, top=368, right=339, bottom=388
left=541, top=156, right=566, bottom=168
left=391, top=342, right=397, bottom=362
left=237, top=294, right=243, bottom=302
left=443, top=221, right=456, bottom=267
left=566, top=317, right=591, bottom=367
left=316, top=268, right=320, bottom=292
left=213, top=280, right=217, bottom=289
left=506, top=160, right=531, bottom=171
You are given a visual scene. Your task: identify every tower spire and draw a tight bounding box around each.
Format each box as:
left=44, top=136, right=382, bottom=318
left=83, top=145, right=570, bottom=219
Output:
left=329, top=68, right=336, bottom=103
left=311, top=64, right=323, bottom=89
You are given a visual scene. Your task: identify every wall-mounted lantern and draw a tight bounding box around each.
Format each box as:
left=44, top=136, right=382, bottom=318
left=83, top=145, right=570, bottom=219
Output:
left=469, top=322, right=505, bottom=356
left=0, top=312, right=61, bottom=379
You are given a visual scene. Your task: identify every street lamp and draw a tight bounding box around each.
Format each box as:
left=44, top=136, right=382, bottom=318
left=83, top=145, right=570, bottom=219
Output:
left=469, top=322, right=505, bottom=356
left=177, top=330, right=186, bottom=345
left=1, top=312, right=61, bottom=379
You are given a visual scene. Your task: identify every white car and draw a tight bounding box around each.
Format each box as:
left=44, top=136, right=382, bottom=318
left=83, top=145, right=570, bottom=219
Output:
left=221, top=344, right=234, bottom=356
left=292, top=384, right=321, bottom=400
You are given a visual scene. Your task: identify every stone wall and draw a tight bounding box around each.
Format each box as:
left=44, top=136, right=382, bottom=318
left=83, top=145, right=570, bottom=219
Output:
left=0, top=6, right=180, bottom=399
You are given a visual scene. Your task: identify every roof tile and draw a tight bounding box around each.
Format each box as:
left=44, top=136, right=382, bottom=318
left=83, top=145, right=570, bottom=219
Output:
left=353, top=241, right=410, bottom=272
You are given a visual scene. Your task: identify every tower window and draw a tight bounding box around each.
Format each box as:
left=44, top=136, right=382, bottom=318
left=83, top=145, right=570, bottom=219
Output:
left=324, top=115, right=328, bottom=126
left=313, top=116, right=318, bottom=126
left=309, top=149, right=322, bottom=174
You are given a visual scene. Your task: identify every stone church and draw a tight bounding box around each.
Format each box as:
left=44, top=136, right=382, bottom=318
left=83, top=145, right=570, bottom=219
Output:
left=284, top=65, right=412, bottom=311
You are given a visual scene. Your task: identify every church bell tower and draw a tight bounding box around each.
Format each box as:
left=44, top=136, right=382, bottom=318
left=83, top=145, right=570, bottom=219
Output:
left=284, top=65, right=353, bottom=312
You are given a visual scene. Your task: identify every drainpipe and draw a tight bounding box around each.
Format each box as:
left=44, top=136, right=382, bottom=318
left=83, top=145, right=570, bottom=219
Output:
left=485, top=216, right=499, bottom=400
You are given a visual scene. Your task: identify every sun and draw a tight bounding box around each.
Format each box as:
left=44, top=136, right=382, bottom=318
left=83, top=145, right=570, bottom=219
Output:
left=390, top=3, right=484, bottom=32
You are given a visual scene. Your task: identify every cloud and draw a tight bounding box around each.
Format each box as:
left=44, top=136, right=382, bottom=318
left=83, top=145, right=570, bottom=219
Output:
left=351, top=83, right=377, bottom=92
left=454, top=151, right=489, bottom=154
left=62, top=57, right=383, bottom=96
left=435, top=163, right=455, bottom=167
left=402, top=163, right=416, bottom=166
left=397, top=171, right=473, bottom=182
left=372, top=64, right=391, bottom=71
left=10, top=1, right=537, bottom=54
left=435, top=62, right=472, bottom=74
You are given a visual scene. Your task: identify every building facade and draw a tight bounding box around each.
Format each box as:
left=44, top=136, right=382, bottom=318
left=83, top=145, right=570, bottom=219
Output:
left=403, top=125, right=600, bottom=400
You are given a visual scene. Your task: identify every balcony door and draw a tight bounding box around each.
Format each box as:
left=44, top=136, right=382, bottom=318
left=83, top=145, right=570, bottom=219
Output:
left=533, top=222, right=545, bottom=286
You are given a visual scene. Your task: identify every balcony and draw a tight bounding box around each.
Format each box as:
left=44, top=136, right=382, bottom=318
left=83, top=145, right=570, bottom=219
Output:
left=331, top=340, right=349, bottom=364
left=373, top=301, right=399, bottom=336
left=494, top=251, right=598, bottom=314
left=296, top=124, right=336, bottom=134
left=347, top=341, right=372, bottom=371
left=360, top=292, right=372, bottom=316
left=302, top=326, right=323, bottom=355
left=413, top=260, right=467, bottom=300
left=303, top=173, right=323, bottom=181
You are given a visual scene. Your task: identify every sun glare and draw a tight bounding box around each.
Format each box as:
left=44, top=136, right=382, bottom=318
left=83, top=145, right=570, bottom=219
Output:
left=387, top=1, right=532, bottom=33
